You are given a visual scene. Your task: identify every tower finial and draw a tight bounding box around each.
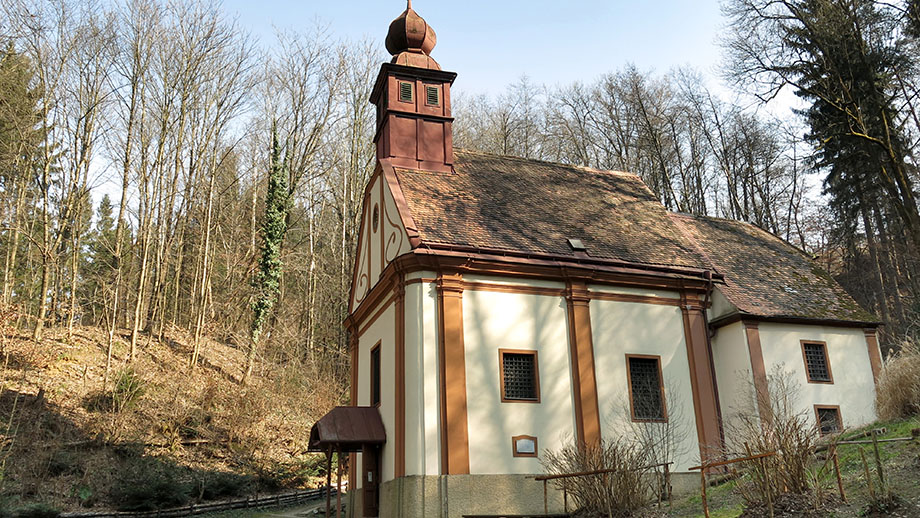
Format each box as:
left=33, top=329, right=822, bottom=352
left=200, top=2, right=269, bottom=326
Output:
left=385, top=0, right=438, bottom=67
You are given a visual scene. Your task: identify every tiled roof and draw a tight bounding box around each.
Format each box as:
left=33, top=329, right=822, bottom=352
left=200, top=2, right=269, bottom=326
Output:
left=669, top=213, right=877, bottom=323
left=390, top=149, right=875, bottom=323
left=393, top=150, right=709, bottom=269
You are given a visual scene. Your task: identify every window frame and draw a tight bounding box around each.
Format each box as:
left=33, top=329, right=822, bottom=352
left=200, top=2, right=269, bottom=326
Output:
left=800, top=340, right=834, bottom=384
left=814, top=405, right=843, bottom=436
left=498, top=348, right=541, bottom=404
left=625, top=354, right=668, bottom=423
left=370, top=341, right=381, bottom=407
left=511, top=434, right=539, bottom=458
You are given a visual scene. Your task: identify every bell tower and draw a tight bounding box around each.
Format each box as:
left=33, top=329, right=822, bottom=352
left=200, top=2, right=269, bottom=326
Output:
left=370, top=1, right=456, bottom=173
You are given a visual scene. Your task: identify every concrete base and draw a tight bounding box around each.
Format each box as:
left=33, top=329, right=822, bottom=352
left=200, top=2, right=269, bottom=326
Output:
left=346, top=472, right=700, bottom=517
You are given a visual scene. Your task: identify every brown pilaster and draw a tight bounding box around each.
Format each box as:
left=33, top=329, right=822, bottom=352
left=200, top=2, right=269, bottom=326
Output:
left=566, top=281, right=601, bottom=447
left=394, top=274, right=406, bottom=478
left=742, top=321, right=772, bottom=426
left=680, top=292, right=723, bottom=461
left=437, top=272, right=470, bottom=474
left=863, top=328, right=883, bottom=384
left=347, top=329, right=358, bottom=492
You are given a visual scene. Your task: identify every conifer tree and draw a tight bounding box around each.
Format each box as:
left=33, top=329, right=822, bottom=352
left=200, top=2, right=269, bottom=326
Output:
left=247, top=125, right=289, bottom=382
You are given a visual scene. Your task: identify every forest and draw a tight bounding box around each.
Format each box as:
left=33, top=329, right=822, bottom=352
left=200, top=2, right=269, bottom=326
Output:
left=0, top=0, right=918, bottom=398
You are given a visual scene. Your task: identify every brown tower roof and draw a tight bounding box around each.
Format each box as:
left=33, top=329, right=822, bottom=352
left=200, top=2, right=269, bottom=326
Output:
left=385, top=1, right=440, bottom=70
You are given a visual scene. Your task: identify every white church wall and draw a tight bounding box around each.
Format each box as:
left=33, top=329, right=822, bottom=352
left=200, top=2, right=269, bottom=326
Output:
left=710, top=321, right=758, bottom=434
left=355, top=297, right=398, bottom=486
left=404, top=279, right=442, bottom=477
left=590, top=299, right=701, bottom=472
left=463, top=274, right=566, bottom=289
left=708, top=288, right=739, bottom=322
left=462, top=288, right=576, bottom=475
left=757, top=323, right=876, bottom=430
left=589, top=284, right=680, bottom=300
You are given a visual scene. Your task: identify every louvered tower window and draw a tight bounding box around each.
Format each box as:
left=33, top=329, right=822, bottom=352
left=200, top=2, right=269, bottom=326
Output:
left=425, top=85, right=440, bottom=106
left=627, top=356, right=666, bottom=421
left=500, top=350, right=539, bottom=402
left=398, top=81, right=413, bottom=103
left=802, top=342, right=832, bottom=383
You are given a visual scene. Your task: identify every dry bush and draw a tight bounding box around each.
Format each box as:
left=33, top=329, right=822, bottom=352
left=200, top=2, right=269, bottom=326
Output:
left=542, top=438, right=650, bottom=517
left=725, top=366, right=823, bottom=506
left=876, top=338, right=920, bottom=420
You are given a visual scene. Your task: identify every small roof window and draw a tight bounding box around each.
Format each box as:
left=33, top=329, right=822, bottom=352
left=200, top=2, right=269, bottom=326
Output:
left=568, top=238, right=587, bottom=253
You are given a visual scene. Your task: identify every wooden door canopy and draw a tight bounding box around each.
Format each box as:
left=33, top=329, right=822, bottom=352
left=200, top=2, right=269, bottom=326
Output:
left=308, top=406, right=387, bottom=453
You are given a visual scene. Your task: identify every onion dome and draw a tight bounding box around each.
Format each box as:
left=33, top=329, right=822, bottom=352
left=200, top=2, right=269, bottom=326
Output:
left=385, top=1, right=441, bottom=70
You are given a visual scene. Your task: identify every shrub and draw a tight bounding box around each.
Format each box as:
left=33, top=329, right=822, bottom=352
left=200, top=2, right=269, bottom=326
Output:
left=197, top=472, right=251, bottom=500
left=542, top=438, right=649, bottom=517
left=112, top=462, right=190, bottom=511
left=12, top=504, right=59, bottom=518
left=725, top=366, right=822, bottom=506
left=111, top=367, right=145, bottom=413
left=876, top=339, right=920, bottom=420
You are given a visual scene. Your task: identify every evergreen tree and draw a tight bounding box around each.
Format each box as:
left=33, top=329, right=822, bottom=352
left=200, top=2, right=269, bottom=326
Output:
left=725, top=0, right=920, bottom=249
left=247, top=125, right=289, bottom=382
left=79, top=195, right=117, bottom=324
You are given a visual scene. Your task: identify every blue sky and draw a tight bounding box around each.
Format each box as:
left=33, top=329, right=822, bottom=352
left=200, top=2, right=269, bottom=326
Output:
left=222, top=0, right=728, bottom=97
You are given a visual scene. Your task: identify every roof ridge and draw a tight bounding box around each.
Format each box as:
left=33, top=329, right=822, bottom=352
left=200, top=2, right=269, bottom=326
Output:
left=453, top=148, right=636, bottom=178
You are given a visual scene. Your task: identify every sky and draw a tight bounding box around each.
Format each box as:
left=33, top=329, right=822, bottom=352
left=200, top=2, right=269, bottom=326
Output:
left=221, top=0, right=729, bottom=98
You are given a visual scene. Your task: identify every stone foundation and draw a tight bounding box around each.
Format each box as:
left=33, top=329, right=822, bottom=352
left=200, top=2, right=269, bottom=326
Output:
left=346, top=472, right=699, bottom=517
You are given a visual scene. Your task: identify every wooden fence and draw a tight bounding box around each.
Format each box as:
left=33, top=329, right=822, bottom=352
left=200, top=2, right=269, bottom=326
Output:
left=60, top=487, right=338, bottom=518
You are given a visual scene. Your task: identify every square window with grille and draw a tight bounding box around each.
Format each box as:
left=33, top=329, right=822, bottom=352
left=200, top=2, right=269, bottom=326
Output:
left=500, top=350, right=539, bottom=402
left=398, top=81, right=413, bottom=103
left=425, top=85, right=440, bottom=106
left=815, top=406, right=842, bottom=436
left=627, top=356, right=666, bottom=421
left=371, top=344, right=381, bottom=406
left=802, top=341, right=832, bottom=383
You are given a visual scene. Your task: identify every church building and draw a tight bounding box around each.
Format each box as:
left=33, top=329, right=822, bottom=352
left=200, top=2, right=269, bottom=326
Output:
left=309, top=3, right=883, bottom=517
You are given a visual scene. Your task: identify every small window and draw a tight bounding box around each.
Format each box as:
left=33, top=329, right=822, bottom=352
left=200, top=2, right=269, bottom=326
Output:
left=371, top=343, right=381, bottom=406
left=398, top=81, right=413, bottom=103
left=801, top=341, right=833, bottom=383
left=512, top=435, right=538, bottom=458
left=425, top=85, right=440, bottom=106
left=500, top=349, right=540, bottom=402
left=815, top=406, right=842, bottom=436
left=627, top=355, right=667, bottom=422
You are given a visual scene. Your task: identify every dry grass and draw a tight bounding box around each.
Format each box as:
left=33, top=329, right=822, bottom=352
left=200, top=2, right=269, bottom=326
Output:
left=0, top=325, right=341, bottom=512
left=876, top=339, right=920, bottom=421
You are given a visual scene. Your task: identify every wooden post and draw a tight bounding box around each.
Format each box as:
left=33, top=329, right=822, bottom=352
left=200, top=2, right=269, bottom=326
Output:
left=564, top=487, right=568, bottom=513
left=746, top=442, right=772, bottom=518
left=543, top=479, right=548, bottom=514
left=831, top=446, right=847, bottom=503
left=700, top=468, right=710, bottom=518
left=336, top=447, right=343, bottom=518
left=326, top=446, right=333, bottom=517
left=665, top=463, right=672, bottom=507
left=871, top=429, right=887, bottom=496
left=860, top=447, right=875, bottom=501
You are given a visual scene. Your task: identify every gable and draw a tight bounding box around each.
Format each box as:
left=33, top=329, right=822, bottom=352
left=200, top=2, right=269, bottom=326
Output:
left=350, top=165, right=412, bottom=312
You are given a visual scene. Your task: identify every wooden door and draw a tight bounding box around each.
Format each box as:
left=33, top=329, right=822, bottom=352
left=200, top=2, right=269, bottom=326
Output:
left=361, top=445, right=380, bottom=517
